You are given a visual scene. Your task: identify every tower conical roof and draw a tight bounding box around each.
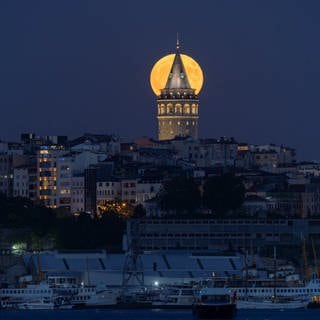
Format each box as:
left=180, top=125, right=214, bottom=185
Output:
left=164, top=47, right=191, bottom=90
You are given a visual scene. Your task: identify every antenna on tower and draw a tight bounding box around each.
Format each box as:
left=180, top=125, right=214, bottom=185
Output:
left=176, top=32, right=180, bottom=50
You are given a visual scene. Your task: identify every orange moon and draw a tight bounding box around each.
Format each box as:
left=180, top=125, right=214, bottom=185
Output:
left=150, top=53, right=204, bottom=96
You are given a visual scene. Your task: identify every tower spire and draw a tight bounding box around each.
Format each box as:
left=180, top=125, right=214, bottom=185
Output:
left=176, top=32, right=180, bottom=51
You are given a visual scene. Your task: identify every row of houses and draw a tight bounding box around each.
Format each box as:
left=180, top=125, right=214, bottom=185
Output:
left=3, top=132, right=320, bottom=218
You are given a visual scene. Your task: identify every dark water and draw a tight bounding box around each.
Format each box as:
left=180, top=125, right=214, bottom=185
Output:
left=0, top=309, right=319, bottom=320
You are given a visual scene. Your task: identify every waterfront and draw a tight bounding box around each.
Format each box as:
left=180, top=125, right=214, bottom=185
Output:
left=1, top=309, right=320, bottom=320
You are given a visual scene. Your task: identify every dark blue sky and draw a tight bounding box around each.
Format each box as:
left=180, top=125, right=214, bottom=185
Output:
left=1, top=0, right=320, bottom=160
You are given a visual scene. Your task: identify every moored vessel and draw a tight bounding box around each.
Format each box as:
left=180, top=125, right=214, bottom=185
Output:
left=193, top=285, right=236, bottom=319
left=237, top=297, right=308, bottom=310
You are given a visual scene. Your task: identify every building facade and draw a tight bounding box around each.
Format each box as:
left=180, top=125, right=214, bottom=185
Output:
left=70, top=176, right=85, bottom=214
left=37, top=146, right=65, bottom=208
left=128, top=218, right=320, bottom=252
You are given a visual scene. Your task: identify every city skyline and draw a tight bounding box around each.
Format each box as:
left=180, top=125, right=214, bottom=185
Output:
left=1, top=1, right=320, bottom=160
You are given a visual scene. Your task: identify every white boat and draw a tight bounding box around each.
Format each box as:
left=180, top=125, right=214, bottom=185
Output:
left=84, top=289, right=120, bottom=307
left=153, top=285, right=196, bottom=307
left=233, top=247, right=320, bottom=304
left=232, top=275, right=320, bottom=303
left=47, top=274, right=121, bottom=308
left=237, top=297, right=308, bottom=310
left=17, top=297, right=55, bottom=310
left=0, top=282, right=54, bottom=309
left=0, top=276, right=120, bottom=309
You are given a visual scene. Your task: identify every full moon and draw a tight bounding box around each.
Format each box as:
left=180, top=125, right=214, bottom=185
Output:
left=150, top=53, right=204, bottom=96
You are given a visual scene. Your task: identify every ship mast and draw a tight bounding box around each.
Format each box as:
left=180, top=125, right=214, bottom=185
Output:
left=273, top=246, right=277, bottom=302
left=303, top=237, right=309, bottom=281
left=311, top=238, right=319, bottom=277
left=86, top=256, right=91, bottom=286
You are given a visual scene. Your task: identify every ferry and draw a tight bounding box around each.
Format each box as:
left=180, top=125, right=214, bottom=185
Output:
left=0, top=275, right=120, bottom=309
left=231, top=273, right=320, bottom=302
left=236, top=297, right=307, bottom=310
left=0, top=283, right=54, bottom=309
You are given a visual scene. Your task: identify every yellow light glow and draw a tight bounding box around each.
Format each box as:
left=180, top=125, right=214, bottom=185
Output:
left=150, top=53, right=204, bottom=96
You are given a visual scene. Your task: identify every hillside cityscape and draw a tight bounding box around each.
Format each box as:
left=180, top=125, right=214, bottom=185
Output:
left=0, top=132, right=319, bottom=259
left=1, top=37, right=320, bottom=313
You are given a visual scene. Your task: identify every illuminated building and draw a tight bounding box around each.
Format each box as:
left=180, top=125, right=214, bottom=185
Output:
left=97, top=179, right=121, bottom=205
left=21, top=133, right=68, bottom=151
left=95, top=178, right=137, bottom=213
left=37, top=146, right=71, bottom=209
left=150, top=39, right=204, bottom=140
left=96, top=178, right=161, bottom=212
left=56, top=156, right=72, bottom=208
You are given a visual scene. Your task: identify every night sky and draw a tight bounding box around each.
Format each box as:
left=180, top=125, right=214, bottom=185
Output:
left=1, top=1, right=320, bottom=160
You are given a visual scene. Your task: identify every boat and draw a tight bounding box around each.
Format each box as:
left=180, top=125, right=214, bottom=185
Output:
left=17, top=297, right=55, bottom=310
left=237, top=297, right=308, bottom=310
left=0, top=282, right=54, bottom=309
left=83, top=288, right=120, bottom=308
left=152, top=284, right=196, bottom=308
left=0, top=274, right=121, bottom=310
left=193, top=286, right=237, bottom=319
left=230, top=274, right=320, bottom=300
left=230, top=246, right=320, bottom=305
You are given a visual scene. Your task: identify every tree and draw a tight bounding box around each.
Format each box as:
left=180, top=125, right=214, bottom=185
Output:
left=55, top=211, right=126, bottom=250
left=97, top=200, right=134, bottom=218
left=132, top=204, right=146, bottom=218
left=157, top=175, right=201, bottom=214
left=0, top=194, right=126, bottom=251
left=203, top=173, right=245, bottom=216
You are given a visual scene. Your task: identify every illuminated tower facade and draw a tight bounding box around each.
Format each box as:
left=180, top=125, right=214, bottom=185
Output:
left=150, top=39, right=203, bottom=141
